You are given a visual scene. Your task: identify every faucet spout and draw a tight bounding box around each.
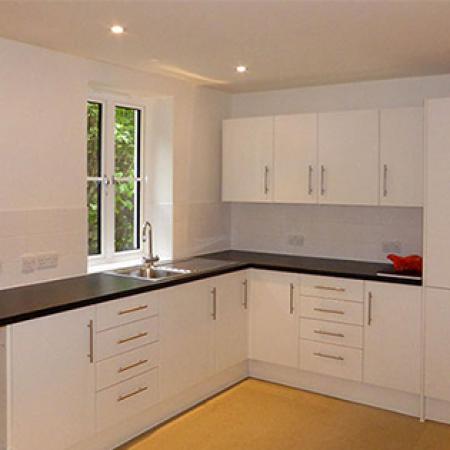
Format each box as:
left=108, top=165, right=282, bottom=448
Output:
left=142, top=221, right=159, bottom=265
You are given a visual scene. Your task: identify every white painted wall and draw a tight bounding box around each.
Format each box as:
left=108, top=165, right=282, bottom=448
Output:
left=0, top=37, right=230, bottom=289
left=228, top=75, right=450, bottom=261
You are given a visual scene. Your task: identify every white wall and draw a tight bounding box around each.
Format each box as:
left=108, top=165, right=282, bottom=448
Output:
left=0, top=37, right=230, bottom=289
left=228, top=75, right=450, bottom=261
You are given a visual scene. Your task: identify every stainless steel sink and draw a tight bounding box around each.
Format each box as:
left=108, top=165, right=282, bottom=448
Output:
left=112, top=265, right=192, bottom=281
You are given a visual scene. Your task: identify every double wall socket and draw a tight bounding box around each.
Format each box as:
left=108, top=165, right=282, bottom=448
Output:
left=382, top=241, right=402, bottom=254
left=22, top=252, right=59, bottom=273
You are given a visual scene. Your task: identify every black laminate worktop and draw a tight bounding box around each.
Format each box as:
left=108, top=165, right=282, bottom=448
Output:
left=0, top=250, right=421, bottom=326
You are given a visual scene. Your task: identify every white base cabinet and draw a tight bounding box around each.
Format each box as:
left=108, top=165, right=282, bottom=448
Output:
left=363, top=282, right=421, bottom=394
left=249, top=270, right=299, bottom=368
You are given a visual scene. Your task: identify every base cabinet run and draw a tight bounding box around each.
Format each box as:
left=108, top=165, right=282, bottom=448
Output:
left=1, top=269, right=426, bottom=450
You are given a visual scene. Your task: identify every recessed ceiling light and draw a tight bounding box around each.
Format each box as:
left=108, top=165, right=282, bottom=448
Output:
left=110, top=25, right=125, bottom=34
left=236, top=65, right=248, bottom=73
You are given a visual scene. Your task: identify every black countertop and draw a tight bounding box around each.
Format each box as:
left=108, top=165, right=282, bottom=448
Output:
left=0, top=250, right=421, bottom=326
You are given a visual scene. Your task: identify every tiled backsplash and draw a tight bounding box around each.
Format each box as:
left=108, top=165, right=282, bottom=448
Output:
left=0, top=208, right=86, bottom=289
left=230, top=203, right=423, bottom=262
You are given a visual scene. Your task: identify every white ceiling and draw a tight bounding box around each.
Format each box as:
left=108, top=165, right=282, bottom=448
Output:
left=1, top=1, right=450, bottom=93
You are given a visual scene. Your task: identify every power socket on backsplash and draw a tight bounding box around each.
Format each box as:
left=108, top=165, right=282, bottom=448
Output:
left=22, top=254, right=37, bottom=273
left=287, top=234, right=304, bottom=247
left=382, top=241, right=402, bottom=254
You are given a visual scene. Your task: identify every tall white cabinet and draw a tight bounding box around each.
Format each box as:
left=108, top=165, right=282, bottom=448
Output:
left=317, top=109, right=379, bottom=205
left=9, top=307, right=96, bottom=450
left=222, top=117, right=273, bottom=202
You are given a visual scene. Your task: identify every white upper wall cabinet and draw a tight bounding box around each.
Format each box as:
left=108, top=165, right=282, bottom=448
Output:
left=318, top=109, right=379, bottom=205
left=425, top=97, right=450, bottom=289
left=222, top=117, right=273, bottom=202
left=380, top=107, right=423, bottom=207
left=273, top=114, right=318, bottom=203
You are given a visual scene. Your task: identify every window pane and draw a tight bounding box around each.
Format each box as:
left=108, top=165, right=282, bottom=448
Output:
left=115, top=180, right=140, bottom=252
left=87, top=102, right=102, bottom=177
left=114, top=106, right=141, bottom=177
left=87, top=181, right=101, bottom=255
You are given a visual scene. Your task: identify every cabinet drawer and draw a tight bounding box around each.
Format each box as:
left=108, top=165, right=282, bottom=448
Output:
left=299, top=340, right=362, bottom=382
left=96, top=316, right=158, bottom=361
left=96, top=342, right=160, bottom=391
left=96, top=293, right=158, bottom=332
left=300, top=296, right=363, bottom=325
left=96, top=368, right=159, bottom=431
left=300, top=275, right=363, bottom=302
left=300, top=318, right=363, bottom=349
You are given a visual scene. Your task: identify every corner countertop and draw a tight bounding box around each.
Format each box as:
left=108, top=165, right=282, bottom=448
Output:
left=0, top=250, right=421, bottom=326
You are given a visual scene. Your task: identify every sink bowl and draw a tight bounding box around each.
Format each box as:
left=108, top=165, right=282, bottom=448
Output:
left=112, top=265, right=192, bottom=281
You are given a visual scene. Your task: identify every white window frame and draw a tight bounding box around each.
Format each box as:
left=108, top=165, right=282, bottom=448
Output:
left=87, top=95, right=146, bottom=268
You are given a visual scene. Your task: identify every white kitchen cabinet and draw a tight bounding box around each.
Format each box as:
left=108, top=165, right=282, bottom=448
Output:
left=159, top=280, right=215, bottom=400
left=317, top=109, right=379, bottom=205
left=9, top=307, right=95, bottom=450
left=363, top=282, right=421, bottom=394
left=210, top=272, right=248, bottom=373
left=249, top=270, right=299, bottom=368
left=425, top=288, right=450, bottom=402
left=380, top=107, right=423, bottom=206
left=425, top=97, right=450, bottom=288
left=222, top=117, right=273, bottom=202
left=273, top=113, right=318, bottom=203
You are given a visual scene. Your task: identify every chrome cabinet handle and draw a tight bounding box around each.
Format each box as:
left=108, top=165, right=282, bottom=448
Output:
left=368, top=291, right=373, bottom=326
left=383, top=164, right=388, bottom=197
left=117, top=386, right=148, bottom=402
left=118, top=331, right=148, bottom=345
left=242, top=280, right=248, bottom=309
left=308, top=165, right=313, bottom=195
left=320, top=165, right=325, bottom=195
left=118, top=359, right=148, bottom=373
left=313, top=352, right=344, bottom=361
left=289, top=283, right=294, bottom=314
left=313, top=307, right=345, bottom=315
left=87, top=320, right=94, bottom=364
left=264, top=166, right=269, bottom=194
left=211, top=287, right=217, bottom=320
left=118, top=304, right=148, bottom=315
left=313, top=329, right=345, bottom=338
left=314, top=285, right=346, bottom=292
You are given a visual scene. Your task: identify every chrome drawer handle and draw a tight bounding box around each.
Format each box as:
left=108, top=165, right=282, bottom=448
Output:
left=314, top=285, right=346, bottom=292
left=87, top=320, right=94, bottom=364
left=313, top=329, right=345, bottom=338
left=117, top=386, right=148, bottom=402
left=242, top=280, right=248, bottom=309
left=308, top=165, right=313, bottom=195
left=313, top=307, right=345, bottom=315
left=118, top=305, right=148, bottom=315
left=118, top=359, right=149, bottom=373
left=313, top=352, right=344, bottom=361
left=118, top=331, right=148, bottom=345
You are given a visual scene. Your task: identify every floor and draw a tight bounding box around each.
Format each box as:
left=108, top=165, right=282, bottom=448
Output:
left=120, top=379, right=450, bottom=450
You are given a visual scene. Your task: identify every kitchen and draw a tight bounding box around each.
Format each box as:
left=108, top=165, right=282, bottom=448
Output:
left=1, top=2, right=450, bottom=450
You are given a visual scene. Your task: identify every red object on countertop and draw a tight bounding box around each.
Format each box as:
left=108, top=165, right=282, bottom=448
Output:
left=387, top=254, right=423, bottom=274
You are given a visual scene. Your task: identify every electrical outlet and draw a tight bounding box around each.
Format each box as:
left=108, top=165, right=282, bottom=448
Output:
left=36, top=252, right=59, bottom=270
left=22, top=254, right=37, bottom=273
left=287, top=234, right=304, bottom=247
left=382, top=241, right=402, bottom=254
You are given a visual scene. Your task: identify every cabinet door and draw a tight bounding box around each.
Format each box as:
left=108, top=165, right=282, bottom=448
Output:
left=318, top=109, right=379, bottom=205
left=425, top=98, right=450, bottom=288
left=159, top=280, right=215, bottom=400
left=10, top=307, right=95, bottom=450
left=363, top=282, right=421, bottom=394
left=274, top=114, right=318, bottom=203
left=249, top=270, right=299, bottom=368
left=212, top=272, right=248, bottom=372
left=380, top=107, right=423, bottom=206
left=425, top=288, right=450, bottom=401
left=222, top=117, right=273, bottom=202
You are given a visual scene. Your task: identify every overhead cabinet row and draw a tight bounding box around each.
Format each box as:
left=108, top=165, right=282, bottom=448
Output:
left=222, top=107, right=423, bottom=206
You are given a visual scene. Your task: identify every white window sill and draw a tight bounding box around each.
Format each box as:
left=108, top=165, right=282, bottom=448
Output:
left=88, top=258, right=143, bottom=274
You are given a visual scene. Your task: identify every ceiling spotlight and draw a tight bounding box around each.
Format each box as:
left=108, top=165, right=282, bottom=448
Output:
left=236, top=65, right=248, bottom=73
left=110, top=25, right=125, bottom=34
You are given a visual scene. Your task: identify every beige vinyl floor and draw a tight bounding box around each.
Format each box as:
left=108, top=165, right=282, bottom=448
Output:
left=120, top=379, right=450, bottom=450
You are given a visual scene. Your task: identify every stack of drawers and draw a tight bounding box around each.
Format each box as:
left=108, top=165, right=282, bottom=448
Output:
left=299, top=275, right=364, bottom=382
left=95, top=293, right=160, bottom=430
